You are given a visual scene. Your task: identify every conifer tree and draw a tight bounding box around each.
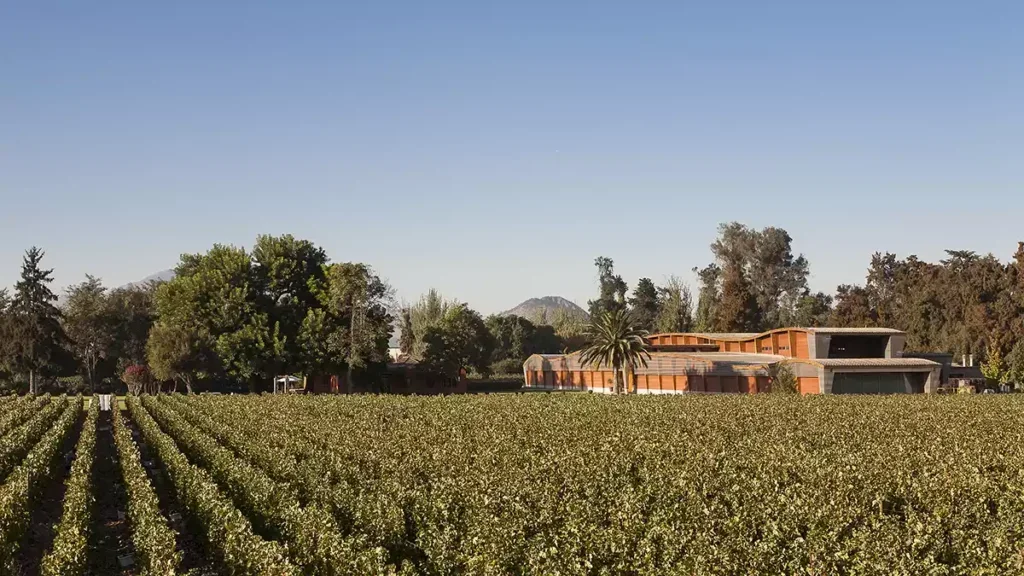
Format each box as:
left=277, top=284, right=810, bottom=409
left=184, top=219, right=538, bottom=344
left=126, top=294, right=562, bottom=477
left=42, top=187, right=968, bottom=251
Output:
left=9, top=248, right=69, bottom=393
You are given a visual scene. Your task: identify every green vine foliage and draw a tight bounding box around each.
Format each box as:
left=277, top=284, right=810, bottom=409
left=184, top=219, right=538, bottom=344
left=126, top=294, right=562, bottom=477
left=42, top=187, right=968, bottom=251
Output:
left=125, top=396, right=297, bottom=576
left=41, top=396, right=100, bottom=576
left=113, top=399, right=180, bottom=575
left=0, top=396, right=80, bottom=571
left=150, top=393, right=1024, bottom=574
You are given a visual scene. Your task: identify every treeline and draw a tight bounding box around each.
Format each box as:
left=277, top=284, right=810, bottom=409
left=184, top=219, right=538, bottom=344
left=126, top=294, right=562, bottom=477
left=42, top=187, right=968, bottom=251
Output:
left=0, top=236, right=583, bottom=393
left=398, top=289, right=587, bottom=378
left=0, top=236, right=399, bottom=393
left=592, top=222, right=1024, bottom=385
left=2, top=224, right=1023, bottom=391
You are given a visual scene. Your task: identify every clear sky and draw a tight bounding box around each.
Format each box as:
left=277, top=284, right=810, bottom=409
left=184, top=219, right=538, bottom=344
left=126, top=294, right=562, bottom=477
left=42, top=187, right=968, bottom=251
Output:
left=1, top=1, right=1021, bottom=314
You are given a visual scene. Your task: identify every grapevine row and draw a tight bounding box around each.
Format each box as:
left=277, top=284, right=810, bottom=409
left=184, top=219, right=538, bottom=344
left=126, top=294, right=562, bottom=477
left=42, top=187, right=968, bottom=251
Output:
left=124, top=395, right=297, bottom=576
left=112, top=396, right=181, bottom=575
left=142, top=395, right=384, bottom=575
left=0, top=395, right=69, bottom=482
left=0, top=397, right=82, bottom=572
left=0, top=395, right=47, bottom=437
left=40, top=395, right=99, bottom=576
left=161, top=395, right=368, bottom=547
left=174, top=393, right=1024, bottom=574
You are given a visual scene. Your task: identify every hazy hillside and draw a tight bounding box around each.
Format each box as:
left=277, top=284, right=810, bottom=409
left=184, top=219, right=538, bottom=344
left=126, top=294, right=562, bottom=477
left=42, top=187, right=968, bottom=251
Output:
left=502, top=296, right=588, bottom=323
left=120, top=269, right=175, bottom=290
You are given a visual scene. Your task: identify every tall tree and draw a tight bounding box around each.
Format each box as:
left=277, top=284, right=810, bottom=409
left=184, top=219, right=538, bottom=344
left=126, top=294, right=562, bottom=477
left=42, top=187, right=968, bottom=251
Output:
left=299, top=262, right=393, bottom=390
left=709, top=223, right=810, bottom=329
left=655, top=276, right=693, bottom=333
left=628, top=278, right=659, bottom=333
left=485, top=314, right=563, bottom=373
left=154, top=244, right=277, bottom=389
left=105, top=285, right=157, bottom=371
left=63, top=275, right=113, bottom=391
left=785, top=292, right=833, bottom=327
left=0, top=289, right=12, bottom=384
left=327, top=263, right=393, bottom=392
left=715, top=261, right=761, bottom=332
left=692, top=264, right=721, bottom=332
left=421, top=304, right=495, bottom=378
left=587, top=257, right=627, bottom=318
left=830, top=284, right=877, bottom=327
left=410, top=289, right=451, bottom=360
left=579, top=308, right=651, bottom=394
left=1005, top=340, right=1024, bottom=388
left=147, top=322, right=205, bottom=393
left=981, top=345, right=1007, bottom=386
left=551, top=307, right=588, bottom=352
left=251, top=234, right=329, bottom=374
left=398, top=307, right=415, bottom=356
left=8, top=248, right=70, bottom=393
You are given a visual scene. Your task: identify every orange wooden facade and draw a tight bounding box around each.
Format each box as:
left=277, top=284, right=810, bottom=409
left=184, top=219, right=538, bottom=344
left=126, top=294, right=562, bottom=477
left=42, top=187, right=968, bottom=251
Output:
left=524, top=365, right=818, bottom=394
left=634, top=373, right=773, bottom=393
left=647, top=329, right=813, bottom=359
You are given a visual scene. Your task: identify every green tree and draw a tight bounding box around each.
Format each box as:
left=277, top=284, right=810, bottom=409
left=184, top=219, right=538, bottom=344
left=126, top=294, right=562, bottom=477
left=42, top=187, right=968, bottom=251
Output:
left=421, top=304, right=495, bottom=378
left=7, top=248, right=70, bottom=393
left=299, top=263, right=393, bottom=391
left=410, top=289, right=452, bottom=360
left=104, top=285, right=157, bottom=373
left=764, top=361, right=798, bottom=393
left=62, top=275, right=114, bottom=392
left=1005, top=340, right=1024, bottom=389
left=326, top=263, right=393, bottom=392
left=709, top=223, right=810, bottom=329
left=486, top=314, right=563, bottom=373
left=551, top=307, right=588, bottom=352
left=579, top=309, right=651, bottom=394
left=155, top=244, right=278, bottom=389
left=655, top=276, right=693, bottom=333
left=715, top=261, right=761, bottom=332
left=398, top=307, right=415, bottom=356
left=0, top=289, right=12, bottom=385
left=693, top=264, right=721, bottom=332
left=251, top=234, right=328, bottom=374
left=785, top=292, right=833, bottom=327
left=830, top=284, right=877, bottom=327
left=587, top=257, right=627, bottom=318
left=147, top=322, right=206, bottom=393
left=628, top=278, right=659, bottom=333
left=981, top=345, right=1007, bottom=387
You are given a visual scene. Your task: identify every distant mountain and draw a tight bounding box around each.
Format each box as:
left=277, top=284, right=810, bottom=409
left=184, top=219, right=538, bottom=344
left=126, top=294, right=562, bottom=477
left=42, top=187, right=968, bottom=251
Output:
left=120, top=269, right=175, bottom=290
left=502, top=296, right=588, bottom=323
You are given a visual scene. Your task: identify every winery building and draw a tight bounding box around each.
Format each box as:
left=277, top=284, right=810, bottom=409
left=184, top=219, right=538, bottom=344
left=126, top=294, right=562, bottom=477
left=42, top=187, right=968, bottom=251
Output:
left=522, top=327, right=943, bottom=394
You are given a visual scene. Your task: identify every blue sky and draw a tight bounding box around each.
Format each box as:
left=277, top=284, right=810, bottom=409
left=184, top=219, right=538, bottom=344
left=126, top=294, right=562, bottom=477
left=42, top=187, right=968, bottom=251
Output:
left=1, top=1, right=1021, bottom=314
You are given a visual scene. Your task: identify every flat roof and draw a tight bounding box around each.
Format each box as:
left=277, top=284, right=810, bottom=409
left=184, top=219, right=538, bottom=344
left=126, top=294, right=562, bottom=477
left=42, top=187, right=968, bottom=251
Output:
left=805, top=327, right=905, bottom=335
left=684, top=332, right=762, bottom=340
left=651, top=326, right=906, bottom=341
left=810, top=358, right=940, bottom=368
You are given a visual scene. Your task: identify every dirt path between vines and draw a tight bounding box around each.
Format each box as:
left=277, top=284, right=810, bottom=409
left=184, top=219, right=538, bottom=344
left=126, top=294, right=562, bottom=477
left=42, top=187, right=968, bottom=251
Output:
left=88, top=410, right=135, bottom=576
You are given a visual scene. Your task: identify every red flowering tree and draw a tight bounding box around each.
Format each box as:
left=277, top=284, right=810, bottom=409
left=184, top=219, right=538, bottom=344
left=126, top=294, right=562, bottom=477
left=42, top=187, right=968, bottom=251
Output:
left=122, top=364, right=152, bottom=395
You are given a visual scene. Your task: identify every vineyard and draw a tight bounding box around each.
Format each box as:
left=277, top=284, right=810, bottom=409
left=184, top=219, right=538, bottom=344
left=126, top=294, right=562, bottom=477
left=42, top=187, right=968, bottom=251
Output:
left=0, top=393, right=1023, bottom=574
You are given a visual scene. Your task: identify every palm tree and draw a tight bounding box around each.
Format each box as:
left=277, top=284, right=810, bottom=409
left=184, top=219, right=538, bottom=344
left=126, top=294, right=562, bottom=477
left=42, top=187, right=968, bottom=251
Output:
left=579, top=309, right=651, bottom=394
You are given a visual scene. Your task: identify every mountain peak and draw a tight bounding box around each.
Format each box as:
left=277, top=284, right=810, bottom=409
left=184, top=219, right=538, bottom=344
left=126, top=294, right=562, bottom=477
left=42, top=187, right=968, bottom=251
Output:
left=119, top=269, right=175, bottom=290
left=502, top=296, right=588, bottom=323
